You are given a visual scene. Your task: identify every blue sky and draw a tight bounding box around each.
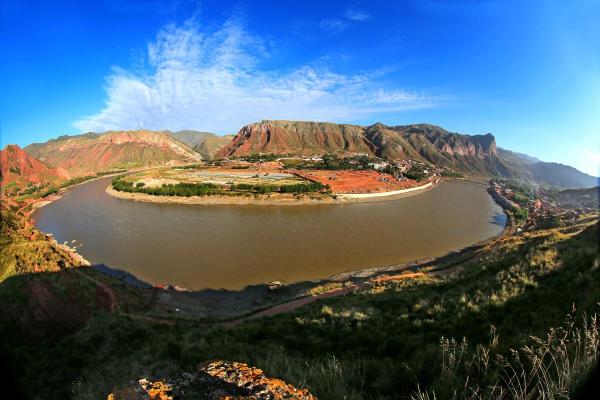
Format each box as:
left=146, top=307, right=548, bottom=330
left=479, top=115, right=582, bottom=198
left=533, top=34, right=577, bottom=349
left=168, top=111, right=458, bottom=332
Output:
left=1, top=0, right=599, bottom=175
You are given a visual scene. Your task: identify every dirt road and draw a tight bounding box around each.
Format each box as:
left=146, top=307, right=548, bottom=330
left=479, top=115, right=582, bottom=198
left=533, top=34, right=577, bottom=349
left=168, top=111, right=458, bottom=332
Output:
left=222, top=272, right=427, bottom=328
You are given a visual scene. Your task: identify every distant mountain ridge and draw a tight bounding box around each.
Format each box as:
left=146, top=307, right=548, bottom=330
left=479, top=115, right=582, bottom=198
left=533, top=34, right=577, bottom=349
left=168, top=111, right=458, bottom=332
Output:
left=24, top=130, right=201, bottom=175
left=497, top=148, right=541, bottom=165
left=555, top=187, right=599, bottom=210
left=165, top=130, right=233, bottom=159
left=526, top=162, right=598, bottom=189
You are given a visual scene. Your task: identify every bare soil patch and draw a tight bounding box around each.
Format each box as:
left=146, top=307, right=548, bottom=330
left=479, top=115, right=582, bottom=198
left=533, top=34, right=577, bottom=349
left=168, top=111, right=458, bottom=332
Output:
left=295, top=169, right=422, bottom=194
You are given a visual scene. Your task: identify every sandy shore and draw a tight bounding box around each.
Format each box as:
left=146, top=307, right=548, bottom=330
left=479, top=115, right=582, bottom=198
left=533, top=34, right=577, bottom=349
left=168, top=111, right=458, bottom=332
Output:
left=337, top=180, right=436, bottom=200
left=105, top=179, right=439, bottom=206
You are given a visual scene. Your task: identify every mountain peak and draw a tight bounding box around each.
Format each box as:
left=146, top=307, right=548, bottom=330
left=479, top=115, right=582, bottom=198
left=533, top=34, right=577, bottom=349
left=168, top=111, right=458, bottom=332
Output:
left=3, top=144, right=23, bottom=153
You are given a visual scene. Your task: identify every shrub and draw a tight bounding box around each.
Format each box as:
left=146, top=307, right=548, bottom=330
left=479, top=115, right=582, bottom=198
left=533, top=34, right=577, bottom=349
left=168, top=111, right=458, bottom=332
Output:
left=513, top=208, right=529, bottom=224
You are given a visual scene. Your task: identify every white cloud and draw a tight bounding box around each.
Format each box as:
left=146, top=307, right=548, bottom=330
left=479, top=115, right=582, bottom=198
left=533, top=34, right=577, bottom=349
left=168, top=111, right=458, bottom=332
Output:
left=319, top=8, right=372, bottom=33
left=344, top=9, right=372, bottom=21
left=319, top=18, right=349, bottom=33
left=582, top=149, right=600, bottom=176
left=75, top=18, right=447, bottom=134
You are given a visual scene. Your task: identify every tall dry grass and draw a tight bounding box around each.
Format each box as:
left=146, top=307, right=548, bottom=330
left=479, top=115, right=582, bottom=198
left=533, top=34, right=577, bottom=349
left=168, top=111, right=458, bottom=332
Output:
left=412, top=308, right=599, bottom=400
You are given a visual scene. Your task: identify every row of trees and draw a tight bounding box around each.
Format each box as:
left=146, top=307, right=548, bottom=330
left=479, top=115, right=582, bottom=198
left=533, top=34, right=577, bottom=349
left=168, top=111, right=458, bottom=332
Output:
left=231, top=182, right=324, bottom=194
left=112, top=179, right=223, bottom=197
left=112, top=178, right=324, bottom=197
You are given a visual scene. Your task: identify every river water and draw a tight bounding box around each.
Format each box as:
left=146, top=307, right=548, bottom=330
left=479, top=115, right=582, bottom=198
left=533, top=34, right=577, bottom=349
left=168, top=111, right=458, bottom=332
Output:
left=33, top=177, right=505, bottom=290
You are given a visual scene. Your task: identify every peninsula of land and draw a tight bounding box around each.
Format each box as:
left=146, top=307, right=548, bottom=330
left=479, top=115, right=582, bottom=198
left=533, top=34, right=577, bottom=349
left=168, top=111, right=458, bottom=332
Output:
left=105, top=154, right=441, bottom=205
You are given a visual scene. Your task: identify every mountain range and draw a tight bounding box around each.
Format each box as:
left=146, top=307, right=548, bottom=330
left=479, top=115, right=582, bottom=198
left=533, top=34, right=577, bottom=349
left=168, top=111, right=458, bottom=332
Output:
left=1, top=120, right=597, bottom=191
left=218, top=120, right=598, bottom=188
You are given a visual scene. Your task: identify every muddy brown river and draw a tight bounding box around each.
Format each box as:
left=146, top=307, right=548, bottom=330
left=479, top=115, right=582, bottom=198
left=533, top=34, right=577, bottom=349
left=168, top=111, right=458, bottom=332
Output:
left=33, top=177, right=505, bottom=290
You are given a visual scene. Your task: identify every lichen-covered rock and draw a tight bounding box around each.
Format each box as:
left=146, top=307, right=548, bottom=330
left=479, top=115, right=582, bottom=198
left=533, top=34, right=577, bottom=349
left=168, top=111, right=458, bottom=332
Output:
left=106, top=360, right=316, bottom=399
left=199, top=360, right=315, bottom=399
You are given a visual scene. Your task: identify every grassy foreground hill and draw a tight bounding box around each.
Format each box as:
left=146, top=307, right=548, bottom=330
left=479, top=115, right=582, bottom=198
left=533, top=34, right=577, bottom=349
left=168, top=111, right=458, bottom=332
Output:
left=1, top=191, right=598, bottom=398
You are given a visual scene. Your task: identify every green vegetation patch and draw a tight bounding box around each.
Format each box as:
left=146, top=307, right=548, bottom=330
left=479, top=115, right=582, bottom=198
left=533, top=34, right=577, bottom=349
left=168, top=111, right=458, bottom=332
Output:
left=112, top=176, right=324, bottom=196
left=513, top=207, right=529, bottom=224
left=403, top=165, right=428, bottom=181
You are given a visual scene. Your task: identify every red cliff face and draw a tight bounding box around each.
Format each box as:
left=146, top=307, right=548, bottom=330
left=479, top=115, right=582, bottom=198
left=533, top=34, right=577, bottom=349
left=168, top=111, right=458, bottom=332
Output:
left=217, top=120, right=371, bottom=158
left=0, top=144, right=69, bottom=187
left=217, top=120, right=501, bottom=176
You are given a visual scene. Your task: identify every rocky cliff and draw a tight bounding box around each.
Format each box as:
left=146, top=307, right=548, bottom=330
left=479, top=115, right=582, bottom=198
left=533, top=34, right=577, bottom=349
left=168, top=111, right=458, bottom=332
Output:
left=16, top=122, right=597, bottom=189
left=218, top=120, right=506, bottom=176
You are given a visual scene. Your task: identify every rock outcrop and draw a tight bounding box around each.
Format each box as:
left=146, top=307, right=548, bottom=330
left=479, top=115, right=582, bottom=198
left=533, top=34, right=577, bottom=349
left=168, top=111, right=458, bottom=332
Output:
left=107, top=360, right=316, bottom=399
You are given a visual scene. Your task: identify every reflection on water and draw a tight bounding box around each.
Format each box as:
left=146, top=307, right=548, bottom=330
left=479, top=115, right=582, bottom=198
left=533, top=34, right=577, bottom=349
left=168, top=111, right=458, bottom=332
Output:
left=490, top=211, right=508, bottom=227
left=34, top=177, right=506, bottom=290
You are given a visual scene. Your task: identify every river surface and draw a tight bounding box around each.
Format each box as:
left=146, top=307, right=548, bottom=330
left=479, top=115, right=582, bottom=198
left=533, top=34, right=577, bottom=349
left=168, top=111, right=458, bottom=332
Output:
left=33, top=177, right=506, bottom=290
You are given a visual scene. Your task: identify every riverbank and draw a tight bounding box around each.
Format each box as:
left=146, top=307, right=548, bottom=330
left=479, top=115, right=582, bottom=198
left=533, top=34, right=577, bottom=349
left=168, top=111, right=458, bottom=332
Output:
left=105, top=178, right=439, bottom=205
left=36, top=178, right=503, bottom=291
left=28, top=171, right=129, bottom=215
left=216, top=197, right=517, bottom=324
left=96, top=204, right=512, bottom=324
left=24, top=176, right=511, bottom=322
left=337, top=179, right=437, bottom=201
